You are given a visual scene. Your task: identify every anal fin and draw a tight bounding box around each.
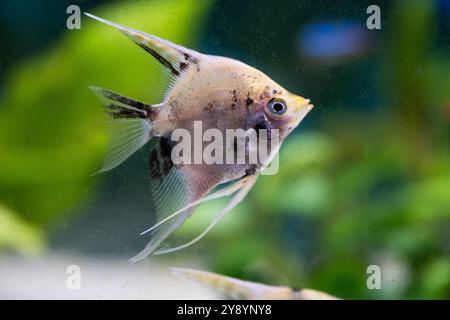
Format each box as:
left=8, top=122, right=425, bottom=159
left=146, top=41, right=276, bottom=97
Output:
left=129, top=138, right=224, bottom=262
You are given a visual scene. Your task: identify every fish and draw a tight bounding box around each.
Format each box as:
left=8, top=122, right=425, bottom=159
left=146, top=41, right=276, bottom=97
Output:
left=171, top=267, right=339, bottom=300
left=85, top=13, right=314, bottom=262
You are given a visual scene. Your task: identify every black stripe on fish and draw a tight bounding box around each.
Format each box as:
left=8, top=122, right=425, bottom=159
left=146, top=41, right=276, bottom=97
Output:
left=92, top=87, right=159, bottom=120
left=102, top=90, right=150, bottom=111
left=107, top=104, right=147, bottom=119
left=160, top=137, right=174, bottom=176
left=252, top=113, right=273, bottom=140
left=183, top=52, right=197, bottom=63
left=136, top=42, right=181, bottom=77
left=245, top=164, right=258, bottom=176
left=149, top=137, right=175, bottom=184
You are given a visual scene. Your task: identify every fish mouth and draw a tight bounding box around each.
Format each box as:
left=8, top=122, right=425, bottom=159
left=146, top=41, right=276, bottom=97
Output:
left=303, top=99, right=314, bottom=111
left=296, top=98, right=314, bottom=115
left=289, top=98, right=313, bottom=127
left=293, top=97, right=314, bottom=112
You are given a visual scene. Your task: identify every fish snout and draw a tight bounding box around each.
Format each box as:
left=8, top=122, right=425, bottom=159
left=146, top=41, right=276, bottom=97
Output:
left=293, top=96, right=314, bottom=112
left=286, top=96, right=314, bottom=127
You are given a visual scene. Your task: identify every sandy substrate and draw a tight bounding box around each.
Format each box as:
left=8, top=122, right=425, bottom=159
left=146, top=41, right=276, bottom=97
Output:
left=0, top=254, right=214, bottom=299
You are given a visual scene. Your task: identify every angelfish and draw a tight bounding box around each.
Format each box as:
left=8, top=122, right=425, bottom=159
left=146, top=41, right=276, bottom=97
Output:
left=85, top=13, right=313, bottom=262
left=171, top=267, right=339, bottom=300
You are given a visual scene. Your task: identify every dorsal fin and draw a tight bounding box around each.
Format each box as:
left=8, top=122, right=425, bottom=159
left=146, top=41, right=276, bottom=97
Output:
left=84, top=12, right=201, bottom=77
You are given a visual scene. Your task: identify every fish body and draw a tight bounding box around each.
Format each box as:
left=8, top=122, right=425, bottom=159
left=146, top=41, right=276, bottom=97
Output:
left=151, top=54, right=312, bottom=182
left=86, top=13, right=313, bottom=261
left=171, top=268, right=339, bottom=300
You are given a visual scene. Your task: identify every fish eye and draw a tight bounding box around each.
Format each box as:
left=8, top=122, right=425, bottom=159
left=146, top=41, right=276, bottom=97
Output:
left=268, top=99, right=287, bottom=115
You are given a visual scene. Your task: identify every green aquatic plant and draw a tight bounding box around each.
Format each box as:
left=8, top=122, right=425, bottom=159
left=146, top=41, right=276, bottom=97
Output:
left=0, top=0, right=212, bottom=254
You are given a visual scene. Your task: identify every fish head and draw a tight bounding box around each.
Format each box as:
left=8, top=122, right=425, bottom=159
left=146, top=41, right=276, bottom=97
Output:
left=248, top=80, right=314, bottom=141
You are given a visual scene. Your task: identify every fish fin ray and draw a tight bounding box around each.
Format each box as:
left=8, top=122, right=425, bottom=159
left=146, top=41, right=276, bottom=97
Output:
left=85, top=13, right=201, bottom=78
left=139, top=178, right=245, bottom=235
left=153, top=175, right=258, bottom=255
left=89, top=86, right=159, bottom=120
left=129, top=140, right=223, bottom=262
left=90, top=86, right=157, bottom=174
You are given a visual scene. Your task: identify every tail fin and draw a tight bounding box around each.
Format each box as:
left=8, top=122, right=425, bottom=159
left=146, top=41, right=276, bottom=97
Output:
left=90, top=86, right=161, bottom=173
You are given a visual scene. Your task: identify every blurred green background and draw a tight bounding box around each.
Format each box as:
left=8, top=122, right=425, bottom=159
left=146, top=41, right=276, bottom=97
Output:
left=0, top=0, right=449, bottom=299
